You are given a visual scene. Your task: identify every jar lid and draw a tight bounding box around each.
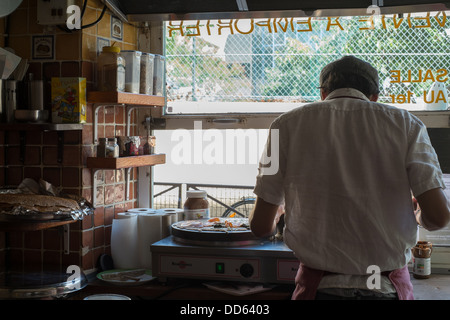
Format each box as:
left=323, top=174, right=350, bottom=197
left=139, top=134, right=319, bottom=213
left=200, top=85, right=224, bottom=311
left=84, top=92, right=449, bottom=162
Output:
left=186, top=190, right=207, bottom=198
left=102, top=46, right=121, bottom=53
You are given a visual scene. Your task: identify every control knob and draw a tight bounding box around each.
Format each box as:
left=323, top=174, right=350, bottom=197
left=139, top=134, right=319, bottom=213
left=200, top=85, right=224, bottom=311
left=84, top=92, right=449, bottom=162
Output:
left=239, top=263, right=254, bottom=278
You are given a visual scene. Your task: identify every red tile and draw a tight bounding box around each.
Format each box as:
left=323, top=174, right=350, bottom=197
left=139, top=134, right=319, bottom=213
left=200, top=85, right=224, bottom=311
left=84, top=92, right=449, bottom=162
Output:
left=43, top=251, right=61, bottom=266
left=81, top=124, right=93, bottom=145
left=82, top=145, right=94, bottom=166
left=43, top=229, right=61, bottom=250
left=69, top=230, right=81, bottom=251
left=23, top=250, right=42, bottom=271
left=104, top=106, right=115, bottom=124
left=6, top=146, right=21, bottom=165
left=81, top=250, right=94, bottom=271
left=82, top=168, right=91, bottom=187
left=104, top=206, right=114, bottom=225
left=43, top=131, right=58, bottom=145
left=95, top=185, right=104, bottom=205
left=94, top=227, right=105, bottom=247
left=62, top=145, right=81, bottom=166
left=62, top=167, right=80, bottom=187
left=43, top=62, right=61, bottom=80
left=25, top=131, right=42, bottom=145
left=43, top=167, right=61, bottom=186
left=23, top=167, right=42, bottom=181
left=42, top=146, right=58, bottom=165
left=81, top=61, right=93, bottom=82
left=82, top=229, right=93, bottom=248
left=6, top=166, right=23, bottom=185
left=24, top=231, right=42, bottom=249
left=104, top=170, right=114, bottom=184
left=61, top=61, right=80, bottom=77
left=24, top=146, right=41, bottom=165
left=94, top=207, right=104, bottom=227
left=64, top=130, right=82, bottom=144
left=114, top=183, right=124, bottom=203
left=104, top=185, right=114, bottom=205
left=104, top=124, right=115, bottom=138
left=115, top=105, right=124, bottom=124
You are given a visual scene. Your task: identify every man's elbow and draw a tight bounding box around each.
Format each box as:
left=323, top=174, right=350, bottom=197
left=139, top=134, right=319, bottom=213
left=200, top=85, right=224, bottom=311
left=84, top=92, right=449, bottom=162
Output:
left=250, top=222, right=274, bottom=238
left=422, top=209, right=450, bottom=231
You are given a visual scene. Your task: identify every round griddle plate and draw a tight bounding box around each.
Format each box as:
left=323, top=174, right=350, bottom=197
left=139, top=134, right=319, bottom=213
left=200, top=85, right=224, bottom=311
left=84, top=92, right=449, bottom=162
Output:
left=0, top=270, right=87, bottom=299
left=171, top=218, right=264, bottom=245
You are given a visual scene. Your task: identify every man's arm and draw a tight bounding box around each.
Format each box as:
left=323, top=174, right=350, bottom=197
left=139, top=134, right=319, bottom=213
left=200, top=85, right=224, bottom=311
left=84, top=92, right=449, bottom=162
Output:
left=249, top=196, right=282, bottom=238
left=415, top=187, right=450, bottom=231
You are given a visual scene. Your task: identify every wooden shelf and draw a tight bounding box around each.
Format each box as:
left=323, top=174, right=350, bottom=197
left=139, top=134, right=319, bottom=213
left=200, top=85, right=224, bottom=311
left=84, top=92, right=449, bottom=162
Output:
left=86, top=154, right=166, bottom=169
left=0, top=216, right=77, bottom=232
left=0, top=123, right=83, bottom=131
left=87, top=91, right=165, bottom=106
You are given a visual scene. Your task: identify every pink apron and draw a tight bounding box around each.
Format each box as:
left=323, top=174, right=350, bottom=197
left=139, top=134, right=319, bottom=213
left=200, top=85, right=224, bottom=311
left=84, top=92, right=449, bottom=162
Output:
left=291, top=263, right=414, bottom=300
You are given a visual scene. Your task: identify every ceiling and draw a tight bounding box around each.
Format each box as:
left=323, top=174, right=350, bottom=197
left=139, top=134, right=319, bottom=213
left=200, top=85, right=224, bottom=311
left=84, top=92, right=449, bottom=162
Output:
left=101, top=0, right=449, bottom=22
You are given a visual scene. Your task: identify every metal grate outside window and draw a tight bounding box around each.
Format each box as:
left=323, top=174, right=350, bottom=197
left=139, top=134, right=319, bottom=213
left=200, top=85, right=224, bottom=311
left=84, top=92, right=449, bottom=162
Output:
left=165, top=13, right=450, bottom=113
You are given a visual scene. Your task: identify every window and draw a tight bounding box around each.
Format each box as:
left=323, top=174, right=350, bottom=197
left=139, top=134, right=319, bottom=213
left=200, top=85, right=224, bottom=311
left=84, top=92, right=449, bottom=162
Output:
left=165, top=12, right=450, bottom=115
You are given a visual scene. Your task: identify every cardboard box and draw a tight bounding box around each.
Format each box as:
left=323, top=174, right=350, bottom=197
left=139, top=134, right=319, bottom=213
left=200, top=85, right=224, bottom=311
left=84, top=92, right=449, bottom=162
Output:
left=51, top=77, right=87, bottom=123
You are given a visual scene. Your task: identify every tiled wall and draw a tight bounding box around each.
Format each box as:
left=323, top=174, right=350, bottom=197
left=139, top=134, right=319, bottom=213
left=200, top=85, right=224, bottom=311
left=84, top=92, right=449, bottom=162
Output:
left=0, top=0, right=141, bottom=274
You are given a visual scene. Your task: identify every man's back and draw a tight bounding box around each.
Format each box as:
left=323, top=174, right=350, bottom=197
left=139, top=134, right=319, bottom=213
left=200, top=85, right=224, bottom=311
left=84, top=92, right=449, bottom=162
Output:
left=255, top=88, right=445, bottom=274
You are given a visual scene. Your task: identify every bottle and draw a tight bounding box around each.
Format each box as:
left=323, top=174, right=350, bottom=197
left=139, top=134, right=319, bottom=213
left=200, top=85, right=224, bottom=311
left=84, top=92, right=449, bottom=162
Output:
left=412, top=241, right=433, bottom=279
left=183, top=190, right=210, bottom=220
left=105, top=138, right=119, bottom=158
left=97, top=46, right=125, bottom=92
left=97, top=138, right=107, bottom=157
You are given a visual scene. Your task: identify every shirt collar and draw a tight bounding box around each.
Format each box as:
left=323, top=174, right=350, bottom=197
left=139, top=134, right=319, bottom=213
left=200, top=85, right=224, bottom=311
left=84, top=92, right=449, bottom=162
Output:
left=324, top=88, right=370, bottom=102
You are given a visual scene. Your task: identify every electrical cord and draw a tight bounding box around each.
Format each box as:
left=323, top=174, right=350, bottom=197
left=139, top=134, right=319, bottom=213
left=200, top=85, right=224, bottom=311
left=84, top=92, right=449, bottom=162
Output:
left=81, top=4, right=107, bottom=29
left=57, top=1, right=107, bottom=32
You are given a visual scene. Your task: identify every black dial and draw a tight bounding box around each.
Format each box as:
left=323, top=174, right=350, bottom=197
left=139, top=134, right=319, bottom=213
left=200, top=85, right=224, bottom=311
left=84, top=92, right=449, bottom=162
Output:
left=239, top=263, right=254, bottom=278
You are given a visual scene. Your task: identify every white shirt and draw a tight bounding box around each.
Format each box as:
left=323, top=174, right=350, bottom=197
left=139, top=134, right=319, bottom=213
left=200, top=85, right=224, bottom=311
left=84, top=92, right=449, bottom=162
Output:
left=254, top=88, right=445, bottom=275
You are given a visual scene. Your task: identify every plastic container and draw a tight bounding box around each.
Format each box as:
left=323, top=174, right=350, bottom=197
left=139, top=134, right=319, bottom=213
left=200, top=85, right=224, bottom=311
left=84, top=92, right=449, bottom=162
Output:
left=153, top=54, right=166, bottom=96
left=183, top=190, right=209, bottom=220
left=97, top=46, right=125, bottom=92
left=412, top=241, right=433, bottom=279
left=121, top=50, right=142, bottom=93
left=140, top=53, right=155, bottom=95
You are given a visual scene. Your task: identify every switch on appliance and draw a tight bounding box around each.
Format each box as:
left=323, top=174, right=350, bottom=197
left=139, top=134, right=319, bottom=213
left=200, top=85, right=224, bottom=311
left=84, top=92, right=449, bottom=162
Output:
left=37, top=0, right=76, bottom=25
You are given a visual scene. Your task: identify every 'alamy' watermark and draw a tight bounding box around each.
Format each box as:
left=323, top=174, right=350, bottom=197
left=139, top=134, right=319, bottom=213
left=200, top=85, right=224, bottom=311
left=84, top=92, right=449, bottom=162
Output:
left=66, top=5, right=81, bottom=30
left=66, top=265, right=81, bottom=290
left=170, top=121, right=279, bottom=175
left=366, top=265, right=381, bottom=290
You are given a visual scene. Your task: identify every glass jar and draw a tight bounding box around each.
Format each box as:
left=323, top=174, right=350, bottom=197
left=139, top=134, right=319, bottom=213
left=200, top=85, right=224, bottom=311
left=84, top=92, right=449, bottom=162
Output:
left=412, top=241, right=433, bottom=279
left=105, top=138, right=119, bottom=158
left=183, top=190, right=209, bottom=220
left=97, top=138, right=107, bottom=157
left=97, top=46, right=125, bottom=92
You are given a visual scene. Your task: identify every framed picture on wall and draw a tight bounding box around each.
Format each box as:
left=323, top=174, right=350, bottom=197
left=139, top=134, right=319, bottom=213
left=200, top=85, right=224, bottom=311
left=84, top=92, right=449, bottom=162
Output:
left=32, top=35, right=54, bottom=60
left=111, top=16, right=123, bottom=40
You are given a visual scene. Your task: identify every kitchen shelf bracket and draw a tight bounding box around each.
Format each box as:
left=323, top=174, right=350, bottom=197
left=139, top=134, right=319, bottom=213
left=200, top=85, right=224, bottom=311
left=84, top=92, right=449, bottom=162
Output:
left=93, top=103, right=125, bottom=144
left=63, top=224, right=70, bottom=255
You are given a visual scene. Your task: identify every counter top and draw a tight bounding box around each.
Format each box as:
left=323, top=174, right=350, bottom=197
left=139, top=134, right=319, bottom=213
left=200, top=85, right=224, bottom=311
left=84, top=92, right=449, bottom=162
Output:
left=75, top=273, right=450, bottom=300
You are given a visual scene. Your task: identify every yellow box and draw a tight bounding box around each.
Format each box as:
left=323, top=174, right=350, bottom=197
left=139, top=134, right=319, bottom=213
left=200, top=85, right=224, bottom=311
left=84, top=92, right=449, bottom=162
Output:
left=51, top=77, right=87, bottom=123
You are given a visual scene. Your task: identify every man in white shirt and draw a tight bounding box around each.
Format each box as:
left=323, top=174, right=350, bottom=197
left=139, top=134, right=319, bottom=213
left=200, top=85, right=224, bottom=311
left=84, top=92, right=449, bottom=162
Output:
left=250, top=56, right=450, bottom=300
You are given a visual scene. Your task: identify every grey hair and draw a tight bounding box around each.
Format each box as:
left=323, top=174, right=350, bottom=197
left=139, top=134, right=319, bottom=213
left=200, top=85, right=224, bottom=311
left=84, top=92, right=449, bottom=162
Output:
left=319, top=56, right=380, bottom=98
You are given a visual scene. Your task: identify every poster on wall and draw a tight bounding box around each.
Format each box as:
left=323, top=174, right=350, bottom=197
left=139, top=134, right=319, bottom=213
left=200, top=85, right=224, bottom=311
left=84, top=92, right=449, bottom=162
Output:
left=32, top=35, right=54, bottom=60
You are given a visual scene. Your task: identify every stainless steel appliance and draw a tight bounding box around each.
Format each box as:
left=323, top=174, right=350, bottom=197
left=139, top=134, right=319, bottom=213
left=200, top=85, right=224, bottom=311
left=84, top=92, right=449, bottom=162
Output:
left=151, top=227, right=299, bottom=284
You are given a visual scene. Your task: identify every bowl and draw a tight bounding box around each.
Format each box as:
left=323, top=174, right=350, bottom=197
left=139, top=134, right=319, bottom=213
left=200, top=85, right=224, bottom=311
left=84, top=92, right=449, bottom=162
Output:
left=14, top=110, right=49, bottom=123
